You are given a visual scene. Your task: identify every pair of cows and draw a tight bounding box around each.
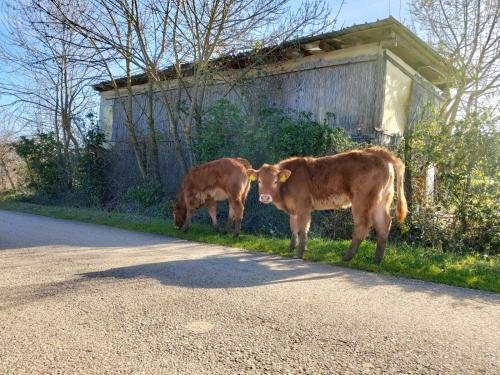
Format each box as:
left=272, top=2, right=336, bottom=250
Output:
left=173, top=147, right=407, bottom=263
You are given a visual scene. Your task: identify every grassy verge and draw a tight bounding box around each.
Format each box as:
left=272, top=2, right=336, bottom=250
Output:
left=0, top=200, right=498, bottom=293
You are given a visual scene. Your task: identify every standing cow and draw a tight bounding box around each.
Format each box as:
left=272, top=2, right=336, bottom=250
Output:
left=247, top=147, right=407, bottom=263
left=174, top=157, right=252, bottom=236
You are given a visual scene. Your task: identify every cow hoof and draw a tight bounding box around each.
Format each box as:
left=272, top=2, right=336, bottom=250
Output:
left=294, top=251, right=305, bottom=259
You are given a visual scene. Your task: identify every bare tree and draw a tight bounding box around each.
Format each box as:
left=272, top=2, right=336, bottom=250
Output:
left=410, top=0, right=500, bottom=121
left=44, top=0, right=339, bottom=174
left=0, top=0, right=97, bottom=186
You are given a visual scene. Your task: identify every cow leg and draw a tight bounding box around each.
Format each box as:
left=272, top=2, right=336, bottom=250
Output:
left=241, top=183, right=251, bottom=206
left=229, top=197, right=244, bottom=237
left=343, top=202, right=371, bottom=262
left=295, top=212, right=311, bottom=259
left=289, top=215, right=299, bottom=250
left=181, top=207, right=194, bottom=232
left=372, top=200, right=392, bottom=264
left=224, top=202, right=235, bottom=233
left=206, top=199, right=219, bottom=232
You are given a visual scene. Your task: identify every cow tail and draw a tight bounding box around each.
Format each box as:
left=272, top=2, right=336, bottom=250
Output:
left=394, top=158, right=408, bottom=223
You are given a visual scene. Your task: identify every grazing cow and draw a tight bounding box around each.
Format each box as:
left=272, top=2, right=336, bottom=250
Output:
left=247, top=147, right=407, bottom=263
left=174, top=157, right=252, bottom=236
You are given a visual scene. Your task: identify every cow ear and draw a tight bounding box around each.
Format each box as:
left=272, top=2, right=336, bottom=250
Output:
left=247, top=169, right=258, bottom=182
left=278, top=169, right=291, bottom=182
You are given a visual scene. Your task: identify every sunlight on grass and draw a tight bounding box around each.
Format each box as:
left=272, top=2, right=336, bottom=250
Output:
left=0, top=201, right=498, bottom=293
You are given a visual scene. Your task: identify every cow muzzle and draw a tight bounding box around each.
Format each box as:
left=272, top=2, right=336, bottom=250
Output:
left=259, top=194, right=273, bottom=204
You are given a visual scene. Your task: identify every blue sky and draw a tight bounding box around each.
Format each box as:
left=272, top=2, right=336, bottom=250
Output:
left=312, top=0, right=409, bottom=27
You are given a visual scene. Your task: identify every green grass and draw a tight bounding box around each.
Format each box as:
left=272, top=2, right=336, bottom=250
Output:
left=0, top=200, right=498, bottom=293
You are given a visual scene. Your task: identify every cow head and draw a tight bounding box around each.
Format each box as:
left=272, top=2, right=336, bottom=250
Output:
left=173, top=200, right=187, bottom=229
left=247, top=164, right=291, bottom=204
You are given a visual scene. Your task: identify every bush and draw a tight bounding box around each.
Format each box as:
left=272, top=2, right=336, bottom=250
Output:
left=13, top=132, right=67, bottom=196
left=407, top=111, right=499, bottom=254
left=194, top=99, right=245, bottom=164
left=126, top=179, right=164, bottom=210
left=13, top=124, right=111, bottom=207
left=194, top=99, right=354, bottom=167
left=261, top=109, right=353, bottom=162
left=74, top=128, right=109, bottom=206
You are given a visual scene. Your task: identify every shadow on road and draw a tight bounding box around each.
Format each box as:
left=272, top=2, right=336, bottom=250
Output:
left=80, top=251, right=500, bottom=308
left=1, top=210, right=498, bottom=307
left=2, top=249, right=498, bottom=312
left=82, top=252, right=341, bottom=289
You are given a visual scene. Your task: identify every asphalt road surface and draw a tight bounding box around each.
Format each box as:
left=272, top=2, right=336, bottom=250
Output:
left=0, top=210, right=499, bottom=374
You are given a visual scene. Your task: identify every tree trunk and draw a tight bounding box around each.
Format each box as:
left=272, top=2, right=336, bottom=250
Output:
left=147, top=77, right=161, bottom=182
left=0, top=157, right=15, bottom=190
left=403, top=126, right=413, bottom=212
left=125, top=22, right=147, bottom=180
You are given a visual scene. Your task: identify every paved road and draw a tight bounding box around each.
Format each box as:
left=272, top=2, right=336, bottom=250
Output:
left=0, top=210, right=499, bottom=374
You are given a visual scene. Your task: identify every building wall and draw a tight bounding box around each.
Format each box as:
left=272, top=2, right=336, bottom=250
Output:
left=98, top=43, right=441, bottom=192
left=380, top=50, right=443, bottom=138
left=100, top=44, right=387, bottom=142
left=381, top=60, right=413, bottom=135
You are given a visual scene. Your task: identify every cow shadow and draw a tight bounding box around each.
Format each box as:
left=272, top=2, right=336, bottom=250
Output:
left=81, top=251, right=341, bottom=289
left=80, top=250, right=500, bottom=309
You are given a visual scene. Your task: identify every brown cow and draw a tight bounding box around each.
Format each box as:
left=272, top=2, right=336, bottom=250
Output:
left=247, top=147, right=407, bottom=263
left=174, top=157, right=252, bottom=236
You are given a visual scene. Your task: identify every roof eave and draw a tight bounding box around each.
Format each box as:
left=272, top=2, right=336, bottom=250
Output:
left=93, top=17, right=451, bottom=92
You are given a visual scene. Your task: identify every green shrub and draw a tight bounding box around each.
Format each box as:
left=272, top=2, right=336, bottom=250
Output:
left=126, top=179, right=164, bottom=210
left=407, top=111, right=499, bottom=254
left=13, top=132, right=67, bottom=196
left=261, top=109, right=353, bottom=161
left=13, top=122, right=111, bottom=207
left=194, top=99, right=354, bottom=167
left=194, top=99, right=244, bottom=164
left=74, top=128, right=109, bottom=206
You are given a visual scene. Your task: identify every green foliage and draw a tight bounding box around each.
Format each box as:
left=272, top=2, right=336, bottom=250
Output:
left=408, top=111, right=499, bottom=254
left=194, top=99, right=354, bottom=166
left=126, top=179, right=164, bottom=210
left=13, top=132, right=66, bottom=196
left=194, top=99, right=245, bottom=164
left=263, top=109, right=353, bottom=161
left=13, top=122, right=111, bottom=207
left=74, top=128, right=109, bottom=206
